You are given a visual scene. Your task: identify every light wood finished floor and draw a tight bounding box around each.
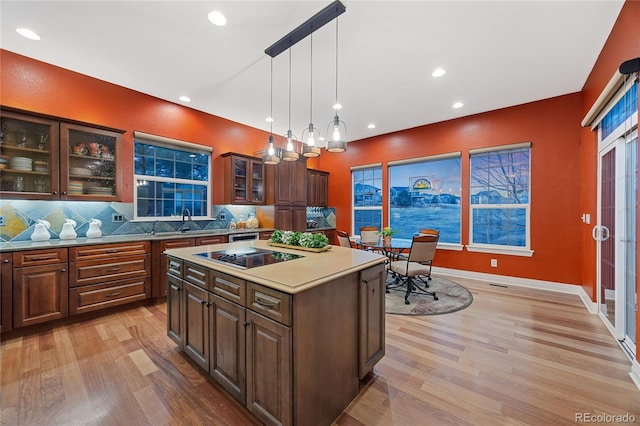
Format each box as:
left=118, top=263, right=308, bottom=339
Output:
left=2, top=276, right=640, bottom=425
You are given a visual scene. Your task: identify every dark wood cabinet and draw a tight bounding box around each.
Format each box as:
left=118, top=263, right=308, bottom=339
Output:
left=1, top=253, right=12, bottom=332
left=13, top=250, right=69, bottom=328
left=0, top=108, right=123, bottom=201
left=358, top=263, right=386, bottom=378
left=209, top=293, right=246, bottom=403
left=275, top=205, right=307, bottom=232
left=270, top=159, right=307, bottom=206
left=307, top=169, right=329, bottom=207
left=223, top=153, right=265, bottom=205
left=153, top=238, right=195, bottom=298
left=167, top=274, right=184, bottom=348
left=245, top=309, right=292, bottom=426
left=68, top=242, right=151, bottom=315
left=183, top=281, right=209, bottom=370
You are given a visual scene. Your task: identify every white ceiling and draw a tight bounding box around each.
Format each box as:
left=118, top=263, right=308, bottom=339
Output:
left=0, top=1, right=624, bottom=143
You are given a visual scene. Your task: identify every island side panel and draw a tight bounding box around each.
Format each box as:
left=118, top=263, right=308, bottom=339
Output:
left=292, top=271, right=359, bottom=426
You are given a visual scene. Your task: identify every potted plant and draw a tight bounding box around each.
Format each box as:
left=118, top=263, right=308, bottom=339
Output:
left=379, top=227, right=395, bottom=246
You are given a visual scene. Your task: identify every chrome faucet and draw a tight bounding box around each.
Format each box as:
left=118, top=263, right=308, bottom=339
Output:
left=179, top=208, right=192, bottom=232
left=150, top=219, right=160, bottom=235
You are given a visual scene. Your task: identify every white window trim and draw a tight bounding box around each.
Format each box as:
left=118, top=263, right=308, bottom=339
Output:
left=133, top=134, right=213, bottom=220
left=352, top=165, right=383, bottom=234
left=469, top=146, right=532, bottom=255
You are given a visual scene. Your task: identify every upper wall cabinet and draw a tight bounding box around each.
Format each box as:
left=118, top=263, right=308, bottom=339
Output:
left=0, top=108, right=123, bottom=201
left=307, top=169, right=329, bottom=207
left=222, top=153, right=265, bottom=205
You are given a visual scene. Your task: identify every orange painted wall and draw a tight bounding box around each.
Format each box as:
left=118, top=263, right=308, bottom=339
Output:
left=0, top=50, right=271, bottom=205
left=579, top=0, right=640, bottom=301
left=318, top=93, right=583, bottom=285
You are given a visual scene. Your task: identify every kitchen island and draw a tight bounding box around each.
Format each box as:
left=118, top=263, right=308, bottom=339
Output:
left=165, top=240, right=387, bottom=426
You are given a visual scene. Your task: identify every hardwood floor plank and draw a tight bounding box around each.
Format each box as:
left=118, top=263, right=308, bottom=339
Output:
left=2, top=277, right=640, bottom=425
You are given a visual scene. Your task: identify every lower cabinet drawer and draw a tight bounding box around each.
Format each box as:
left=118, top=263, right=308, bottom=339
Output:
left=69, top=276, right=151, bottom=315
left=247, top=282, right=292, bottom=326
left=70, top=255, right=150, bottom=287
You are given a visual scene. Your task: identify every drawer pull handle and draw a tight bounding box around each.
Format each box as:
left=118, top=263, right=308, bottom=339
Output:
left=30, top=256, right=55, bottom=261
left=105, top=292, right=122, bottom=297
left=106, top=267, right=122, bottom=272
left=255, top=297, right=278, bottom=308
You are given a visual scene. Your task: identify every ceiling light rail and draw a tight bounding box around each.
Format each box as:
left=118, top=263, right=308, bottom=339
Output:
left=264, top=1, right=346, bottom=59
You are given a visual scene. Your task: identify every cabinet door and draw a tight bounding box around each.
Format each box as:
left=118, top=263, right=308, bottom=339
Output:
left=275, top=206, right=307, bottom=232
left=1, top=253, right=12, bottom=332
left=317, top=172, right=328, bottom=207
left=210, top=294, right=246, bottom=404
left=358, top=264, right=386, bottom=378
left=307, top=170, right=318, bottom=206
left=183, top=281, right=209, bottom=370
left=154, top=238, right=195, bottom=298
left=167, top=274, right=184, bottom=348
left=60, top=122, right=122, bottom=201
left=223, top=154, right=265, bottom=205
left=246, top=310, right=292, bottom=426
left=0, top=110, right=60, bottom=199
left=14, top=264, right=68, bottom=328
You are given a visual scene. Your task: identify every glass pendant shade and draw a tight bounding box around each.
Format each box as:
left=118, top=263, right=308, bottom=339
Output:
left=281, top=129, right=299, bottom=161
left=301, top=123, right=321, bottom=157
left=326, top=115, right=347, bottom=152
left=263, top=135, right=280, bottom=164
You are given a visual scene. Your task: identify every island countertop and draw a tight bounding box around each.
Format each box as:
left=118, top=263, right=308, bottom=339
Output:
left=164, top=239, right=386, bottom=294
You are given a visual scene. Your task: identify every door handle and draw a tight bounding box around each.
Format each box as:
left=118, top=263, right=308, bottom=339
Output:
left=592, top=226, right=600, bottom=241
left=601, top=226, right=610, bottom=241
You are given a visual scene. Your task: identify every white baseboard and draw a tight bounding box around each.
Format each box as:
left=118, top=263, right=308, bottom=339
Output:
left=432, top=266, right=598, bottom=314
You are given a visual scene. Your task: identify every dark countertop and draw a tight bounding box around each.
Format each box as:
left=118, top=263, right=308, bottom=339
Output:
left=0, top=228, right=276, bottom=252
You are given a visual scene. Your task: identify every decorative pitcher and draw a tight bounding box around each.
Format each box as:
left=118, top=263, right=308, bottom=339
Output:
left=31, top=219, right=51, bottom=241
left=59, top=219, right=77, bottom=240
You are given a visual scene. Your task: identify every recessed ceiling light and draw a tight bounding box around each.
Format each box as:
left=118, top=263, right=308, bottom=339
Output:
left=367, top=124, right=376, bottom=129
left=333, top=103, right=342, bottom=110
left=452, top=102, right=464, bottom=109
left=179, top=95, right=191, bottom=103
left=265, top=117, right=274, bottom=123
left=208, top=11, right=227, bottom=26
left=16, top=28, right=40, bottom=40
left=318, top=136, right=325, bottom=141
left=432, top=68, right=446, bottom=77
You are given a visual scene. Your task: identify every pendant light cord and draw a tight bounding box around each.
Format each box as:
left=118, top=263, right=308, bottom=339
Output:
left=309, top=33, right=313, bottom=125
left=335, top=17, right=339, bottom=107
left=288, top=49, right=292, bottom=130
left=270, top=57, right=274, bottom=135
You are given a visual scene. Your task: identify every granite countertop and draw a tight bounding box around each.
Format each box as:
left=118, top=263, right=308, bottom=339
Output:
left=165, top=240, right=385, bottom=294
left=0, top=228, right=275, bottom=252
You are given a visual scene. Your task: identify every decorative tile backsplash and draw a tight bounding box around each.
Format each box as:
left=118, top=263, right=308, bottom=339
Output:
left=0, top=200, right=336, bottom=242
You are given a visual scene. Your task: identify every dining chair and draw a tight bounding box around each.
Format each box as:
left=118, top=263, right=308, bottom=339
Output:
left=418, top=228, right=440, bottom=237
left=336, top=230, right=354, bottom=248
left=387, top=234, right=439, bottom=304
left=359, top=226, right=380, bottom=244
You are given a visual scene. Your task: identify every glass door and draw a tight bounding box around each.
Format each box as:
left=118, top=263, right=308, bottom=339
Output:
left=597, top=129, right=637, bottom=355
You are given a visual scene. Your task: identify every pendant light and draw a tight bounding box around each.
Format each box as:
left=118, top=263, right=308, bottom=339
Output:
left=326, top=16, right=347, bottom=153
left=263, top=57, right=280, bottom=165
left=301, top=33, right=321, bottom=158
left=282, top=48, right=300, bottom=161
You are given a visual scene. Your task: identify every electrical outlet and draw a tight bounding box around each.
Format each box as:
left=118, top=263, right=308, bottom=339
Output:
left=112, top=213, right=124, bottom=223
left=491, top=259, right=497, bottom=267
left=219, top=213, right=226, bottom=220
left=0, top=215, right=5, bottom=226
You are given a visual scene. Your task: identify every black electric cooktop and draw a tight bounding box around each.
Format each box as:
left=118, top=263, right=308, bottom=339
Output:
left=194, top=247, right=304, bottom=269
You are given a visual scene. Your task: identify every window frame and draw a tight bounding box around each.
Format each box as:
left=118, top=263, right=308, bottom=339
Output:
left=467, top=143, right=534, bottom=257
left=351, top=164, right=383, bottom=235
left=133, top=132, right=212, bottom=221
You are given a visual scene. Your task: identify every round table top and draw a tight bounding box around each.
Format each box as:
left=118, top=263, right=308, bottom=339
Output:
left=356, top=237, right=413, bottom=250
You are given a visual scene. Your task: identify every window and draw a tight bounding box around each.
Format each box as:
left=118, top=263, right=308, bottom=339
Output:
left=133, top=132, right=212, bottom=219
left=352, top=165, right=382, bottom=233
left=469, top=143, right=531, bottom=255
left=388, top=154, right=461, bottom=244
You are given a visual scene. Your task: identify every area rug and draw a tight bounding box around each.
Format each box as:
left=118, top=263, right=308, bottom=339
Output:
left=385, top=274, right=473, bottom=315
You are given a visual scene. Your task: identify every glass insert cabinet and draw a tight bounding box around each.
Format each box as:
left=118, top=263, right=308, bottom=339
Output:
left=222, top=152, right=265, bottom=205
left=0, top=108, right=123, bottom=200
